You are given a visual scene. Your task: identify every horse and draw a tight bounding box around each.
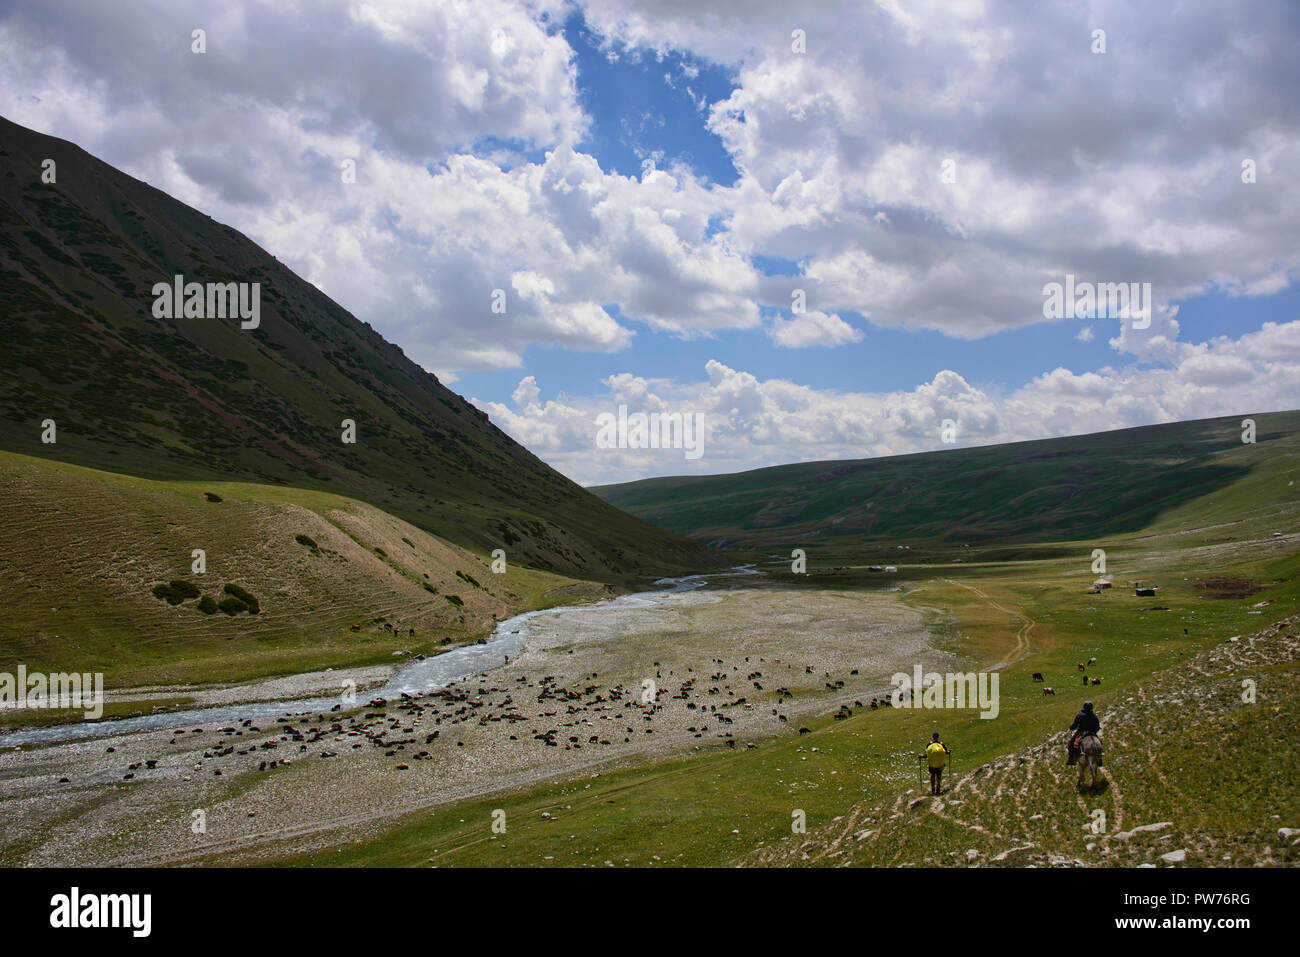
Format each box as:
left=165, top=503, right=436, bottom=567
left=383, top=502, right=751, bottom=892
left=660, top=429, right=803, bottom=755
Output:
left=1077, top=734, right=1103, bottom=789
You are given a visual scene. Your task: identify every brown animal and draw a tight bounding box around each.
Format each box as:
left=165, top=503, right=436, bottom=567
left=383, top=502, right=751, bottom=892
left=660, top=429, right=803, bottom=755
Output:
left=1043, top=687, right=1056, bottom=695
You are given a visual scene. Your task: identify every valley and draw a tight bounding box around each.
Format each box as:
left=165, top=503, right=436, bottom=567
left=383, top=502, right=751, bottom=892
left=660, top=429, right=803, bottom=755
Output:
left=0, top=113, right=1296, bottom=870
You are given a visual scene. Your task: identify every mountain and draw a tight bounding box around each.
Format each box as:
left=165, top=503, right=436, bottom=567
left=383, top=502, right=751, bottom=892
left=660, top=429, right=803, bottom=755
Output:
left=593, top=411, right=1300, bottom=556
left=0, top=115, right=722, bottom=587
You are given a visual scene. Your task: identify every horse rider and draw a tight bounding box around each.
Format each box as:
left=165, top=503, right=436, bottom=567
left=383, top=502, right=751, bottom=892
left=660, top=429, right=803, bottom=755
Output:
left=1067, top=699, right=1100, bottom=764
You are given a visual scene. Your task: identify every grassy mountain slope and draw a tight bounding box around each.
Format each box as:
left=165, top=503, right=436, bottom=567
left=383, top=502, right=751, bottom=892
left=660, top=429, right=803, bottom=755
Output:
left=747, top=613, right=1300, bottom=869
left=0, top=449, right=602, bottom=694
left=594, top=412, right=1300, bottom=556
left=0, top=115, right=721, bottom=585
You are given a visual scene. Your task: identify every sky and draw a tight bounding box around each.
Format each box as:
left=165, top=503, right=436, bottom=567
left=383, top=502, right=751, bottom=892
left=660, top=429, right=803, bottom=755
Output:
left=2, top=0, right=1299, bottom=486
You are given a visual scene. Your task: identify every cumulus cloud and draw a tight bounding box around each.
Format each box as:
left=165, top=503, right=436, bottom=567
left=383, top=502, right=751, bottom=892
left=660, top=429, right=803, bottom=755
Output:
left=2, top=0, right=1296, bottom=373
left=475, top=320, right=1300, bottom=485
left=588, top=0, right=1300, bottom=337
left=512, top=375, right=541, bottom=408
left=768, top=309, right=862, bottom=348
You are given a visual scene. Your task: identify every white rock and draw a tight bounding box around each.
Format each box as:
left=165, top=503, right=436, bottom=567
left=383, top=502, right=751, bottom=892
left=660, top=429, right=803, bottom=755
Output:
left=1111, top=822, right=1173, bottom=841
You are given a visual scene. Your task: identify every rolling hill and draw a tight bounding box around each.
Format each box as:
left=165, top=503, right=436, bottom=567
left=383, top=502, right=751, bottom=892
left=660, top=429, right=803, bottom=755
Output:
left=0, top=115, right=722, bottom=588
left=593, top=411, right=1300, bottom=557
left=0, top=448, right=608, bottom=691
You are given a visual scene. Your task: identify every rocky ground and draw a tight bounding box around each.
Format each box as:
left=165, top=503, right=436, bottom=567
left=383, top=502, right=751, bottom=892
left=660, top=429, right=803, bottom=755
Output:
left=0, top=583, right=953, bottom=865
left=745, top=614, right=1300, bottom=868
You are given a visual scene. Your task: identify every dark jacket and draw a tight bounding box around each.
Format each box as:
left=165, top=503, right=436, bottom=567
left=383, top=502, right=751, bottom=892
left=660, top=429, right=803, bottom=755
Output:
left=1069, top=710, right=1101, bottom=736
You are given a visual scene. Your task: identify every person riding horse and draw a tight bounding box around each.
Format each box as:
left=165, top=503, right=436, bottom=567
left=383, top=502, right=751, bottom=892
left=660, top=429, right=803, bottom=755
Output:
left=1067, top=700, right=1100, bottom=765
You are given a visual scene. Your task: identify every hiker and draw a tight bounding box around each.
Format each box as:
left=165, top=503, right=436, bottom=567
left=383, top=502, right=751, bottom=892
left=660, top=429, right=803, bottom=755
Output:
left=923, top=732, right=951, bottom=795
left=1067, top=700, right=1101, bottom=765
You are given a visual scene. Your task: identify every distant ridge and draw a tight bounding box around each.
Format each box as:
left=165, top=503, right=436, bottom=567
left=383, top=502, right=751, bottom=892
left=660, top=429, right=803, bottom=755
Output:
left=593, top=412, right=1300, bottom=553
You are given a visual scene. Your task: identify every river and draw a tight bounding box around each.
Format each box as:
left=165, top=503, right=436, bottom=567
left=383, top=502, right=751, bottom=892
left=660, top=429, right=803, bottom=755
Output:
left=1, top=567, right=756, bottom=748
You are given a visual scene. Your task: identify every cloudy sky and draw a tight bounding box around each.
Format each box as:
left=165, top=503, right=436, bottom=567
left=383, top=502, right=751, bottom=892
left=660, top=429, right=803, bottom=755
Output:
left=3, top=0, right=1299, bottom=485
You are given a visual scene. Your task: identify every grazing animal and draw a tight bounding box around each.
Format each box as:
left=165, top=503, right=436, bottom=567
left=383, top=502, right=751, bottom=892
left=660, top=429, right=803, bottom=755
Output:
left=1077, top=663, right=1086, bottom=671
left=1077, top=733, right=1103, bottom=789
left=1091, top=677, right=1102, bottom=686
left=1087, top=657, right=1096, bottom=665
left=350, top=624, right=360, bottom=632
left=1032, top=672, right=1044, bottom=682
left=1043, top=687, right=1056, bottom=695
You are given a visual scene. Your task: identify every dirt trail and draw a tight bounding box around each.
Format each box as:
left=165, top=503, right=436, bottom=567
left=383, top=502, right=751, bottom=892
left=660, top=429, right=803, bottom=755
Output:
left=941, top=578, right=1036, bottom=668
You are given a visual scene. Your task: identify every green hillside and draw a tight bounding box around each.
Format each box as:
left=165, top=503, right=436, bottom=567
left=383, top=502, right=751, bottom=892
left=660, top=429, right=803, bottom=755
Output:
left=0, top=449, right=601, bottom=695
left=0, top=115, right=722, bottom=586
left=594, top=412, right=1300, bottom=557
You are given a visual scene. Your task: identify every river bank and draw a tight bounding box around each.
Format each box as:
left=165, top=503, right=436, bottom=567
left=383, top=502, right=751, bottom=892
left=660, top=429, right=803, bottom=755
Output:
left=0, top=572, right=956, bottom=866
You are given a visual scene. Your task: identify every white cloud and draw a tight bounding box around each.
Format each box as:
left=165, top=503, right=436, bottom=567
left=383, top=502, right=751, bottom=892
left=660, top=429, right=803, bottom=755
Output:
left=1, top=0, right=1295, bottom=373
left=475, top=320, right=1300, bottom=485
left=768, top=310, right=862, bottom=348
left=512, top=375, right=541, bottom=408
left=587, top=0, right=1300, bottom=338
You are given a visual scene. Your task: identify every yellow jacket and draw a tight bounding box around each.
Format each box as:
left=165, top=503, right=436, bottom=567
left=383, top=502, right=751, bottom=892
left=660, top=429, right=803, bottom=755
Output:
left=926, top=742, right=949, bottom=768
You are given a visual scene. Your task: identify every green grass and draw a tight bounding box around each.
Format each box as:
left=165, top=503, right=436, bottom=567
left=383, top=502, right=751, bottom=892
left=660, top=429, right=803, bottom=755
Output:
left=0, top=450, right=608, bottom=704
left=264, top=539, right=1299, bottom=868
